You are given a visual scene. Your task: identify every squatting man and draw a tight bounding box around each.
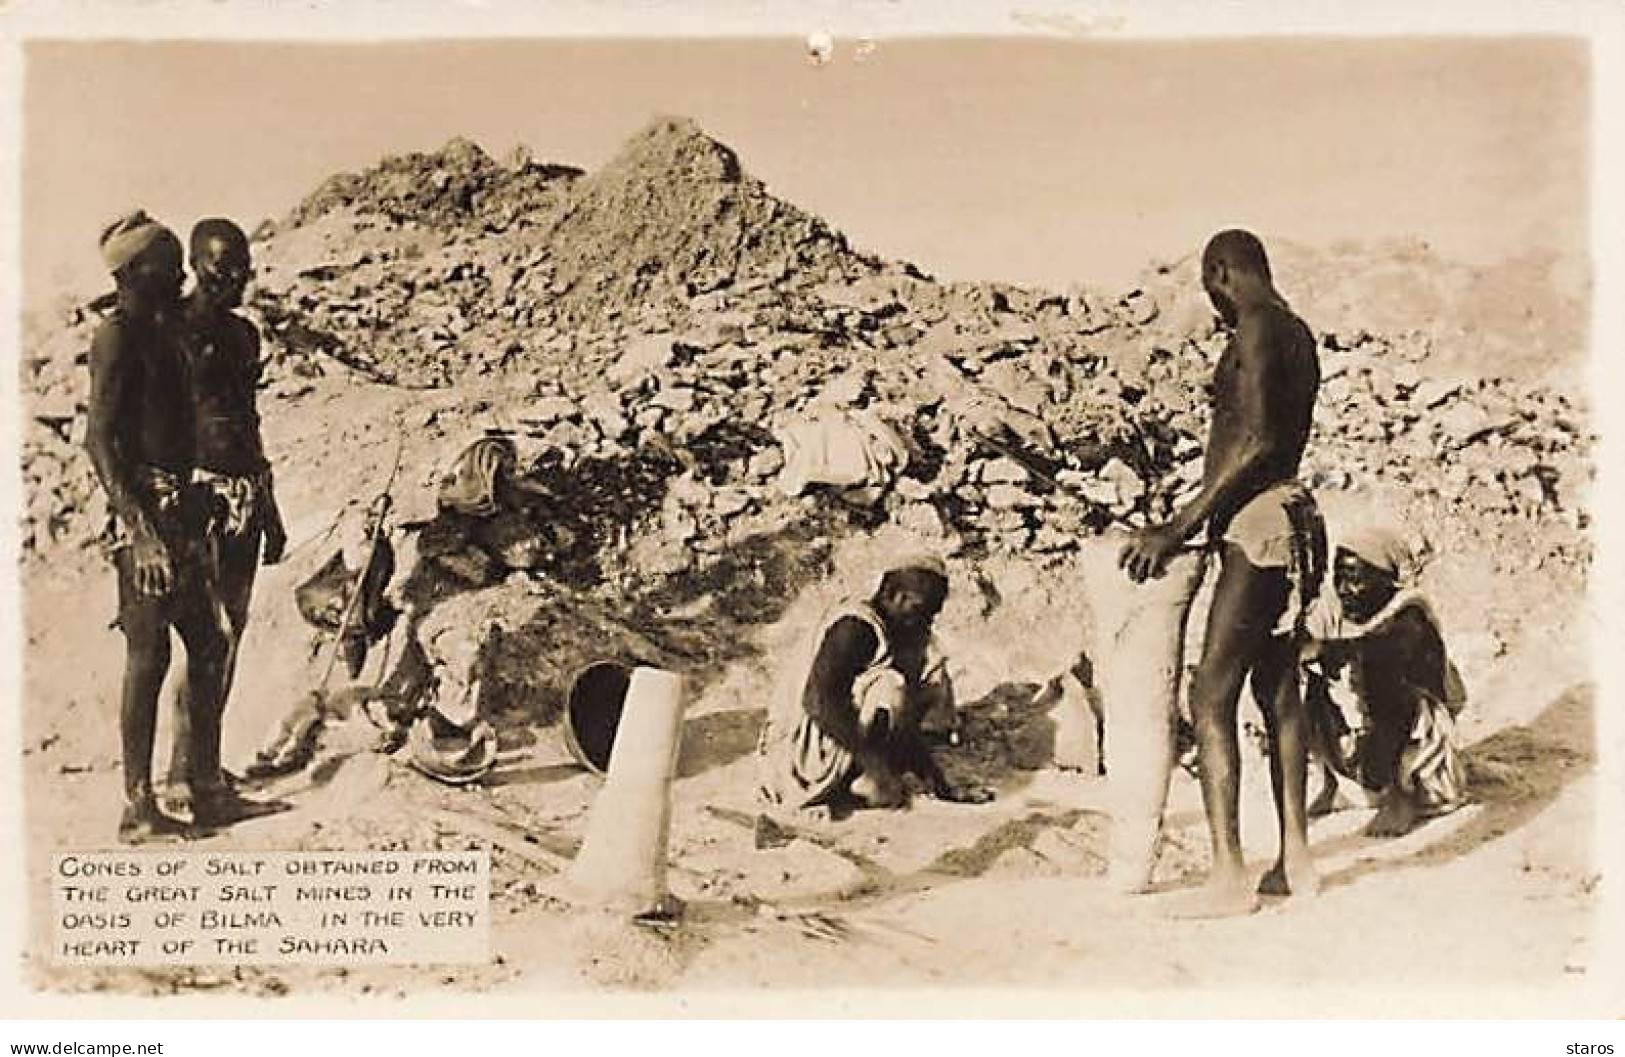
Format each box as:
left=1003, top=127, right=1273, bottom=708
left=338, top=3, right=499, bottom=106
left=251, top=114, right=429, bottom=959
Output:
left=756, top=555, right=993, bottom=813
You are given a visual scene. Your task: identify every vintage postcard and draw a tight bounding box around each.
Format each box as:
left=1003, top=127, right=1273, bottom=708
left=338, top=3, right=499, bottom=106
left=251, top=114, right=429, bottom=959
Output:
left=1, top=0, right=1620, bottom=1025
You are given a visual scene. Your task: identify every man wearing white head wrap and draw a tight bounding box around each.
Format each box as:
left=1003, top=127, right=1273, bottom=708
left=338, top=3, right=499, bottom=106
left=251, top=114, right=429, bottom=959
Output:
left=1301, top=513, right=1466, bottom=837
left=85, top=210, right=281, bottom=842
left=99, top=210, right=175, bottom=275
left=758, top=556, right=993, bottom=812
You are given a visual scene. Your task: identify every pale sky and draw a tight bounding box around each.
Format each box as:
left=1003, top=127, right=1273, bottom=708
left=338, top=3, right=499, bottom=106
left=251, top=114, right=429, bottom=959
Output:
left=22, top=36, right=1588, bottom=305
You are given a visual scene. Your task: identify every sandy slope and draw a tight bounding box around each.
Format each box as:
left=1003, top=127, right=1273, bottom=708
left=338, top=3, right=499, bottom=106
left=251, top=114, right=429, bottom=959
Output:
left=18, top=488, right=1599, bottom=1008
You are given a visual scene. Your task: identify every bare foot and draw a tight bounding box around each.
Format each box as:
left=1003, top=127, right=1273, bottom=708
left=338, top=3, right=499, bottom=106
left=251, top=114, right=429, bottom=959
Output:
left=1364, top=788, right=1422, bottom=838
left=1257, top=856, right=1321, bottom=898
left=118, top=800, right=202, bottom=845
left=1166, top=874, right=1259, bottom=919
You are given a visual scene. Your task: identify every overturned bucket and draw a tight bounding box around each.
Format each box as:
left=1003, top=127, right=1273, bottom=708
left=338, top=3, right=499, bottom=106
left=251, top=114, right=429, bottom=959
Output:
left=565, top=661, right=632, bottom=775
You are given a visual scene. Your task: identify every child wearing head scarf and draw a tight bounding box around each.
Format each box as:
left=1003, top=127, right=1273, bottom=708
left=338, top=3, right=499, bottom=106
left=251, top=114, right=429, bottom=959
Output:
left=1301, top=512, right=1467, bottom=837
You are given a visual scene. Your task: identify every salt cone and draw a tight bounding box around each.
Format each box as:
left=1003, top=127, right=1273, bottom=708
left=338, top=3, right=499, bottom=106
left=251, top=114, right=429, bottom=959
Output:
left=566, top=667, right=686, bottom=913
left=1081, top=535, right=1207, bottom=893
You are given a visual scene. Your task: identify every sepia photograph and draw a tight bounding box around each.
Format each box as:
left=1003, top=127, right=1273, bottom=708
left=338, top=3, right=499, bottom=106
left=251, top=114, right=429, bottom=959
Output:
left=1, top=0, right=1618, bottom=1026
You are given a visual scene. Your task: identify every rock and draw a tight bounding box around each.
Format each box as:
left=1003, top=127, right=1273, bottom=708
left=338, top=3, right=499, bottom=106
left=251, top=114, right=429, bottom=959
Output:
left=16, top=121, right=1591, bottom=601
left=746, top=448, right=785, bottom=480
left=609, top=333, right=676, bottom=387
left=980, top=457, right=1030, bottom=485
left=667, top=473, right=712, bottom=510
left=652, top=385, right=698, bottom=414
left=580, top=391, right=630, bottom=438
left=710, top=488, right=753, bottom=518
left=986, top=846, right=1059, bottom=879
left=1435, top=400, right=1512, bottom=447
left=984, top=483, right=1036, bottom=510
left=813, top=370, right=869, bottom=408
left=1067, top=478, right=1113, bottom=508
left=525, top=394, right=578, bottom=424
left=740, top=838, right=866, bottom=902
left=895, top=501, right=953, bottom=541
left=1098, top=458, right=1145, bottom=504
left=1413, top=378, right=1463, bottom=410
left=1032, top=523, right=1079, bottom=553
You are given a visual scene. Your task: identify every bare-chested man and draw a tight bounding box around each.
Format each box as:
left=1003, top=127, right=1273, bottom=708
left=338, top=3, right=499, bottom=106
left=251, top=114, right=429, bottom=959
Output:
left=1120, top=230, right=1326, bottom=916
left=85, top=212, right=268, bottom=842
left=163, top=219, right=289, bottom=803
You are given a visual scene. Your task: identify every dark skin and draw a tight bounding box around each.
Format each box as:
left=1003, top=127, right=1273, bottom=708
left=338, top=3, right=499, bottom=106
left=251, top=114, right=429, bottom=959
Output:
left=801, top=571, right=993, bottom=810
left=1119, top=231, right=1321, bottom=916
left=85, top=233, right=230, bottom=841
left=86, top=237, right=189, bottom=595
left=165, top=227, right=288, bottom=790
left=1305, top=550, right=1447, bottom=838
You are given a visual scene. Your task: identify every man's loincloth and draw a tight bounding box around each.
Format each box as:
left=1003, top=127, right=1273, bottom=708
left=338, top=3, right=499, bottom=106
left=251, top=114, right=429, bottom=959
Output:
left=193, top=468, right=271, bottom=541
left=1220, top=480, right=1327, bottom=638
left=101, top=467, right=223, bottom=625
left=100, top=466, right=218, bottom=563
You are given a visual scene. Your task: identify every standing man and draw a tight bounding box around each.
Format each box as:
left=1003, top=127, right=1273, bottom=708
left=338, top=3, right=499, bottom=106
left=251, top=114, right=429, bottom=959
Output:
left=1119, top=230, right=1325, bottom=916
left=164, top=219, right=289, bottom=804
left=84, top=212, right=258, bottom=842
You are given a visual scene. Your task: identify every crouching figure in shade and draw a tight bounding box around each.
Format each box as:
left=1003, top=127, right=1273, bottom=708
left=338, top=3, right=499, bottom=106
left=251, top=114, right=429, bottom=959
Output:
left=1301, top=516, right=1468, bottom=838
left=757, top=556, right=994, bottom=814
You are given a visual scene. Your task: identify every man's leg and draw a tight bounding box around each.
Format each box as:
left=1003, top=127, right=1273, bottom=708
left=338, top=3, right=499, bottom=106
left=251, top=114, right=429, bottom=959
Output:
left=171, top=586, right=231, bottom=795
left=1251, top=637, right=1320, bottom=897
left=167, top=530, right=258, bottom=790
left=113, top=553, right=192, bottom=842
left=169, top=557, right=282, bottom=826
left=1360, top=688, right=1423, bottom=838
left=214, top=529, right=259, bottom=711
left=1172, top=543, right=1289, bottom=918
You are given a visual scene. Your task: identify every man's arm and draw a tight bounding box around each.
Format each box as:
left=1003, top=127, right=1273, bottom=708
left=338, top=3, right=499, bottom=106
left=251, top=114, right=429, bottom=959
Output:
left=85, top=320, right=173, bottom=595
left=236, top=319, right=271, bottom=458
left=801, top=617, right=904, bottom=797
left=84, top=321, right=152, bottom=534
left=241, top=320, right=288, bottom=562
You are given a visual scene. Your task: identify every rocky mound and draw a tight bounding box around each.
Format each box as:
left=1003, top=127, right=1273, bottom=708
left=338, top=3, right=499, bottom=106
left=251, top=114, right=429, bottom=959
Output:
left=17, top=119, right=1593, bottom=604
left=532, top=117, right=878, bottom=329
left=281, top=136, right=583, bottom=233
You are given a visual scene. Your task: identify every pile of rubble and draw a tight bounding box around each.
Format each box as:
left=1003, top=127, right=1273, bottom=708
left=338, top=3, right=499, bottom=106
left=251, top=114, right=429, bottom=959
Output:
left=17, top=118, right=1592, bottom=591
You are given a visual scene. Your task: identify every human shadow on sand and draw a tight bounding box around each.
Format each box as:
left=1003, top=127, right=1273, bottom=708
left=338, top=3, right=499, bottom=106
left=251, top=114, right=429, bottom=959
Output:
left=1316, top=680, right=1593, bottom=892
